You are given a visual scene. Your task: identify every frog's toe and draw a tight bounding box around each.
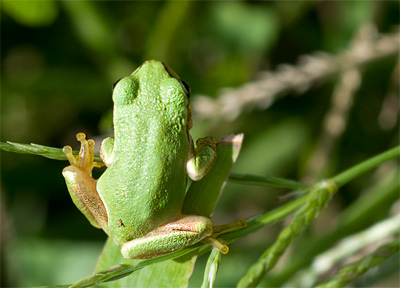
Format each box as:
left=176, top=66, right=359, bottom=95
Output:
left=63, top=132, right=98, bottom=173
left=63, top=145, right=77, bottom=166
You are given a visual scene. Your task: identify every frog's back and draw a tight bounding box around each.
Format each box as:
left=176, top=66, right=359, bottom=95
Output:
left=97, top=60, right=191, bottom=244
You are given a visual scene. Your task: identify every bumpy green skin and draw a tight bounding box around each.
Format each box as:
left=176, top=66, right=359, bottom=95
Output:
left=98, top=61, right=190, bottom=245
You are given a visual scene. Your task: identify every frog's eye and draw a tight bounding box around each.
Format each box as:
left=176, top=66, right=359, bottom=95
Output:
left=181, top=80, right=191, bottom=98
left=112, top=77, right=138, bottom=105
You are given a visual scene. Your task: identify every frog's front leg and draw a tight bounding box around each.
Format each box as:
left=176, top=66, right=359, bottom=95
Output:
left=120, top=215, right=228, bottom=259
left=186, top=136, right=217, bottom=181
left=62, top=133, right=109, bottom=234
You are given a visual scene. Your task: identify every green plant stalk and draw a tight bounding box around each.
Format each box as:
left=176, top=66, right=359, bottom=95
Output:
left=221, top=194, right=309, bottom=243
left=332, top=146, right=400, bottom=188
left=282, top=213, right=400, bottom=287
left=261, top=153, right=400, bottom=287
left=237, top=180, right=337, bottom=288
left=228, top=173, right=309, bottom=190
left=201, top=249, right=222, bottom=288
left=261, top=170, right=399, bottom=287
left=314, top=237, right=400, bottom=288
left=237, top=145, right=400, bottom=288
left=69, top=246, right=201, bottom=288
left=337, top=166, right=399, bottom=228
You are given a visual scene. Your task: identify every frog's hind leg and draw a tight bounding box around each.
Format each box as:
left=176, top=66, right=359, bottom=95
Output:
left=120, top=215, right=228, bottom=259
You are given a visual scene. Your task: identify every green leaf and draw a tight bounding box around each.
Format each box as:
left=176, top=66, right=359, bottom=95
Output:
left=183, top=134, right=244, bottom=216
left=0, top=141, right=103, bottom=163
left=237, top=180, right=337, bottom=288
left=228, top=173, right=309, bottom=190
left=1, top=141, right=68, bottom=160
left=315, top=237, right=400, bottom=288
left=332, top=145, right=400, bottom=188
left=94, top=239, right=197, bottom=288
left=201, top=248, right=221, bottom=288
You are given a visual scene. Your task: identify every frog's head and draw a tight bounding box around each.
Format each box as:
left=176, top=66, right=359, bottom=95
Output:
left=112, top=60, right=192, bottom=130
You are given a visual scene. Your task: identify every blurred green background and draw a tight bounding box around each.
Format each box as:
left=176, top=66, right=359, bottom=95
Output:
left=1, top=1, right=398, bottom=287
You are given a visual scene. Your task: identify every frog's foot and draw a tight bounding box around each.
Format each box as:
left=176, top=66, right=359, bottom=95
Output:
left=201, top=237, right=229, bottom=254
left=63, top=133, right=103, bottom=175
left=62, top=133, right=108, bottom=232
left=201, top=219, right=247, bottom=254
left=187, top=136, right=217, bottom=181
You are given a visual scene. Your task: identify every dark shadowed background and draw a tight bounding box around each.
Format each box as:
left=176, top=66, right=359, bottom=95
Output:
left=1, top=1, right=398, bottom=286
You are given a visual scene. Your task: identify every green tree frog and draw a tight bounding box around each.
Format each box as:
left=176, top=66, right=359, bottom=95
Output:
left=62, top=60, right=235, bottom=259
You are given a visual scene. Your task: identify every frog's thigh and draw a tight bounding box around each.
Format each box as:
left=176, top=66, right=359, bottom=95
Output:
left=121, top=215, right=215, bottom=259
left=63, top=165, right=108, bottom=231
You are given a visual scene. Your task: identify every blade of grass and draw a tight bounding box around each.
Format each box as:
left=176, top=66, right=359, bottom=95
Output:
left=229, top=173, right=309, bottom=190
left=314, top=237, right=400, bottom=288
left=64, top=246, right=201, bottom=288
left=0, top=141, right=103, bottom=163
left=1, top=142, right=68, bottom=160
left=332, top=145, right=400, bottom=188
left=201, top=249, right=222, bottom=288
left=283, top=214, right=400, bottom=287
left=237, top=180, right=337, bottom=288
left=261, top=168, right=399, bottom=287
left=237, top=146, right=400, bottom=288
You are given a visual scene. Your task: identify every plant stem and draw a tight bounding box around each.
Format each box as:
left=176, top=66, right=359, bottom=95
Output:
left=332, top=145, right=400, bottom=188
left=261, top=170, right=399, bottom=287
left=283, top=214, right=400, bottom=287
left=314, top=237, right=400, bottom=288
left=201, top=249, right=222, bottom=288
left=237, top=146, right=399, bottom=288
left=237, top=180, right=336, bottom=288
